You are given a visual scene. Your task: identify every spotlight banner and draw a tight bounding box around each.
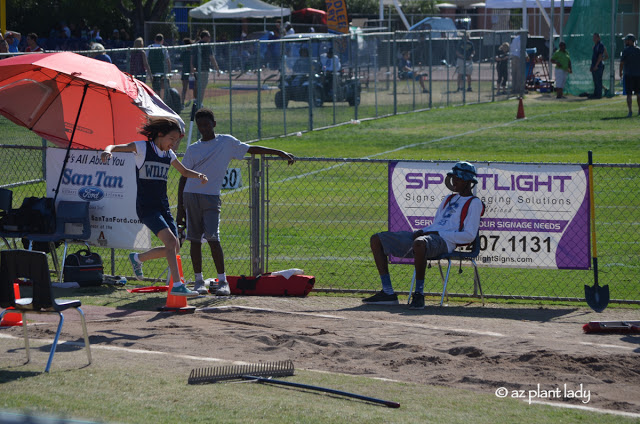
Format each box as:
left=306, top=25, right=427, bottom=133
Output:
left=388, top=162, right=590, bottom=269
left=46, top=148, right=151, bottom=249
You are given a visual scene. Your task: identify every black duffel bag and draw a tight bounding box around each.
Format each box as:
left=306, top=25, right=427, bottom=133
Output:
left=63, top=248, right=104, bottom=287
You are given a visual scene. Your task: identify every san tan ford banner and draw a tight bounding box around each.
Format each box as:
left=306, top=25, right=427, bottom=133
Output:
left=46, top=148, right=151, bottom=250
left=388, top=162, right=590, bottom=269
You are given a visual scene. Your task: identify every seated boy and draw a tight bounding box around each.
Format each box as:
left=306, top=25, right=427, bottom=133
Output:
left=363, top=161, right=483, bottom=309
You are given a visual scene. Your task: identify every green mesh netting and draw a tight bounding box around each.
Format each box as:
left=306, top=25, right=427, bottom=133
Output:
left=564, top=0, right=617, bottom=96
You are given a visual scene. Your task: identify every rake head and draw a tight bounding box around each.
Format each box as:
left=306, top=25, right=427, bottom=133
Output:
left=188, top=360, right=295, bottom=384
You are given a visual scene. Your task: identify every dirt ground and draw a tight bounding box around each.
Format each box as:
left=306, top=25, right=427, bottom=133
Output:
left=2, top=295, right=639, bottom=415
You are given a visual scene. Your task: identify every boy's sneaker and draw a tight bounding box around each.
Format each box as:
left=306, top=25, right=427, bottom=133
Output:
left=409, top=293, right=425, bottom=310
left=193, top=280, right=208, bottom=295
left=362, top=290, right=399, bottom=305
left=215, top=281, right=231, bottom=296
left=171, top=284, right=199, bottom=297
left=128, top=253, right=144, bottom=280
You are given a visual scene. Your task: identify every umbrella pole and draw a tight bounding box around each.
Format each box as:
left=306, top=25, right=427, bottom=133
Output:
left=186, top=102, right=198, bottom=147
left=53, top=84, right=89, bottom=204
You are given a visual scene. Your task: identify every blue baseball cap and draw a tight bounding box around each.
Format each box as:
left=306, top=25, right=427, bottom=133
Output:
left=448, top=161, right=478, bottom=183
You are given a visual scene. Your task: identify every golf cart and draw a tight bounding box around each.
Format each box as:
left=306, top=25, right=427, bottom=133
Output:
left=273, top=33, right=361, bottom=108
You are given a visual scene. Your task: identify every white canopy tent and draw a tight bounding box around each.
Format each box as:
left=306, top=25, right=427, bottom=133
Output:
left=189, top=0, right=290, bottom=19
left=485, top=0, right=572, bottom=39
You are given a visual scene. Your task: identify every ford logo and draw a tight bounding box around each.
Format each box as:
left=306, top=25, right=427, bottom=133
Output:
left=78, top=186, right=104, bottom=202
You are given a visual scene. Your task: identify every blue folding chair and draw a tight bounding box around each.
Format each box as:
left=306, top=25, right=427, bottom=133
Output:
left=0, top=187, right=28, bottom=249
left=0, top=249, right=92, bottom=372
left=409, top=232, right=484, bottom=306
left=24, top=200, right=91, bottom=282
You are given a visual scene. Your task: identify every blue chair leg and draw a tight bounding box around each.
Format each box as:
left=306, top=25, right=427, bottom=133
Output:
left=407, top=270, right=416, bottom=305
left=76, top=307, right=92, bottom=365
left=471, top=259, right=484, bottom=305
left=45, top=312, right=64, bottom=373
left=440, top=260, right=453, bottom=307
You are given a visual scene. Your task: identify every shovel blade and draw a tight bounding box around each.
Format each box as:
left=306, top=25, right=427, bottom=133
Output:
left=584, top=283, right=610, bottom=313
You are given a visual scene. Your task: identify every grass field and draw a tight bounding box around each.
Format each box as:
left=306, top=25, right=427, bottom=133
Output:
left=1, top=94, right=639, bottom=423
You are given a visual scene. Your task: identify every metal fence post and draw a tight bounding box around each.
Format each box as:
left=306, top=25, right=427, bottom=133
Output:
left=228, top=45, right=233, bottom=134
left=257, top=61, right=262, bottom=140
left=393, top=35, right=397, bottom=115
left=250, top=155, right=263, bottom=276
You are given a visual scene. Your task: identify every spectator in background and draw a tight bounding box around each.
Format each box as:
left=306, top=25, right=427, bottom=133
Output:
left=120, top=29, right=132, bottom=47
left=193, top=30, right=220, bottom=108
left=495, top=42, right=509, bottom=95
left=147, top=33, right=171, bottom=98
left=619, top=34, right=640, bottom=117
left=130, top=37, right=152, bottom=83
left=25, top=33, right=43, bottom=53
left=550, top=41, right=571, bottom=99
left=61, top=21, right=71, bottom=38
left=285, top=21, right=295, bottom=35
left=398, top=51, right=428, bottom=93
left=180, top=38, right=194, bottom=106
left=90, top=25, right=102, bottom=44
left=321, top=47, right=341, bottom=72
left=107, top=29, right=125, bottom=49
left=589, top=32, right=607, bottom=99
left=510, top=34, right=524, bottom=95
left=91, top=42, right=112, bottom=63
left=455, top=32, right=474, bottom=92
left=4, top=30, right=21, bottom=53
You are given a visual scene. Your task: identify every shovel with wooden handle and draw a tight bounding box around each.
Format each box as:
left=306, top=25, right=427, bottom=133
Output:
left=584, top=151, right=609, bottom=312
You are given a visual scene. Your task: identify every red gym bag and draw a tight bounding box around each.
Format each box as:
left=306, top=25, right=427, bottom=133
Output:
left=227, top=274, right=315, bottom=297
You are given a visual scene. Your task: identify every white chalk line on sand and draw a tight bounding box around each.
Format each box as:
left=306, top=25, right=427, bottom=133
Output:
left=200, top=305, right=507, bottom=337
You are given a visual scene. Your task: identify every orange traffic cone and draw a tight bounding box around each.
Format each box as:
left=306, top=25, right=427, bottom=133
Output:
left=1, top=282, right=23, bottom=327
left=159, top=255, right=196, bottom=314
left=516, top=97, right=526, bottom=119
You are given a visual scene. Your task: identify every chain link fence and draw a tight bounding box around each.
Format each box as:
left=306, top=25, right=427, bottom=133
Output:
left=1, top=147, right=638, bottom=305
left=18, top=27, right=639, bottom=143
left=22, top=29, right=533, bottom=144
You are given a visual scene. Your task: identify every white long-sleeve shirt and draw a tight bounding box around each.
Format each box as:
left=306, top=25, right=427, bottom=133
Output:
left=421, top=194, right=482, bottom=252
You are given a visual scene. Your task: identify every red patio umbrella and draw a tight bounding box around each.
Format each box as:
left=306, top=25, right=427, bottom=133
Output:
left=0, top=51, right=184, bottom=201
left=0, top=51, right=184, bottom=149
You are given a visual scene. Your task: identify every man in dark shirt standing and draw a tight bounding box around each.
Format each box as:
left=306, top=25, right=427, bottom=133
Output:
left=590, top=33, right=606, bottom=99
left=455, top=33, right=475, bottom=92
left=193, top=30, right=220, bottom=108
left=619, top=34, right=640, bottom=117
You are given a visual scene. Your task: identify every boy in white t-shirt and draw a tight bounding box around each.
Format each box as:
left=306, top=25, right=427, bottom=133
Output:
left=177, top=108, right=295, bottom=295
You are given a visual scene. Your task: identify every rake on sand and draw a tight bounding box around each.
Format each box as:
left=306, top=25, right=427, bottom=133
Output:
left=188, top=360, right=400, bottom=408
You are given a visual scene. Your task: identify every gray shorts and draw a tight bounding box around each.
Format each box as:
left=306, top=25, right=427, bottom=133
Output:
left=376, top=231, right=448, bottom=259
left=183, top=192, right=221, bottom=242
